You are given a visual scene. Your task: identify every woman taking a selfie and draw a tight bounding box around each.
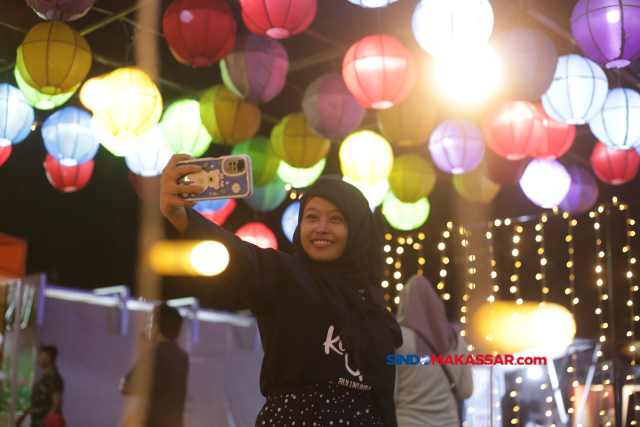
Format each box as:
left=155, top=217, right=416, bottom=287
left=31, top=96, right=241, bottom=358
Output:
left=161, top=154, right=403, bottom=427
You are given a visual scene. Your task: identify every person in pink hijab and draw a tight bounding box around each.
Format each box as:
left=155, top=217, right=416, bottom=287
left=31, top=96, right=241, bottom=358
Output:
left=394, top=275, right=473, bottom=427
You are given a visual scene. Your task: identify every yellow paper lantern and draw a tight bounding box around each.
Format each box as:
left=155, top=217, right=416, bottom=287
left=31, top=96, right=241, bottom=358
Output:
left=79, top=75, right=108, bottom=112
left=453, top=167, right=501, bottom=203
left=199, top=84, right=262, bottom=146
left=376, top=94, right=437, bottom=146
left=271, top=112, right=331, bottom=168
left=17, top=22, right=92, bottom=95
left=339, top=130, right=393, bottom=184
left=388, top=154, right=436, bottom=203
left=92, top=67, right=163, bottom=139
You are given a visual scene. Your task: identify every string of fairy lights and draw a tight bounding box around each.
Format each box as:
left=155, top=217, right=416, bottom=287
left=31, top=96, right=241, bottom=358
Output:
left=566, top=213, right=579, bottom=412
left=536, top=215, right=548, bottom=304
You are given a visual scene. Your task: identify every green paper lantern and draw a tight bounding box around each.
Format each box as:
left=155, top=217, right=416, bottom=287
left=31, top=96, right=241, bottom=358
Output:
left=14, top=67, right=77, bottom=110
left=382, top=192, right=430, bottom=231
left=231, top=135, right=281, bottom=187
left=244, top=176, right=288, bottom=212
left=277, top=158, right=325, bottom=188
left=160, top=99, right=212, bottom=157
left=343, top=176, right=389, bottom=209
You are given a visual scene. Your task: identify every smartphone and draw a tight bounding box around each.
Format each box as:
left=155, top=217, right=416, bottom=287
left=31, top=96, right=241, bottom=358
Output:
left=176, top=155, right=253, bottom=201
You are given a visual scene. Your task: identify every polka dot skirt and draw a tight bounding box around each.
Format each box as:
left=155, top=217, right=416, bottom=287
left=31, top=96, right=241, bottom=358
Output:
left=255, top=383, right=383, bottom=426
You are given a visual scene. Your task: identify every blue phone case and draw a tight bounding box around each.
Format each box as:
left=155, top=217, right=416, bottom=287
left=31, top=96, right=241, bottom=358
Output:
left=176, top=155, right=253, bottom=201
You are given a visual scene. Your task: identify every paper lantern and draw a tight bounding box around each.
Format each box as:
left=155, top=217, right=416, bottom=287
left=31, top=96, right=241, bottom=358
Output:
left=342, top=35, right=417, bottom=109
left=342, top=176, right=389, bottom=210
left=14, top=66, right=76, bottom=110
left=79, top=75, right=108, bottom=112
left=541, top=55, right=608, bottom=125
left=302, top=73, right=366, bottom=140
left=347, top=0, right=398, bottom=7
left=558, top=165, right=599, bottom=215
left=377, top=94, right=437, bottom=146
left=482, top=101, right=545, bottom=161
left=125, top=125, right=173, bottom=177
left=590, top=141, right=640, bottom=185
left=519, top=159, right=571, bottom=208
left=0, top=84, right=35, bottom=147
left=42, top=106, right=98, bottom=166
left=482, top=149, right=530, bottom=187
left=243, top=176, right=288, bottom=212
left=281, top=202, right=300, bottom=242
left=128, top=172, right=161, bottom=202
left=17, top=23, right=91, bottom=95
left=200, top=199, right=236, bottom=226
left=199, top=85, right=262, bottom=146
left=277, top=158, right=325, bottom=188
left=236, top=222, right=278, bottom=250
left=0, top=145, right=11, bottom=168
left=340, top=130, right=393, bottom=183
left=388, top=154, right=436, bottom=203
left=453, top=167, right=501, bottom=204
left=571, top=0, right=640, bottom=69
left=239, top=0, right=316, bottom=39
left=92, top=67, right=162, bottom=139
left=194, top=199, right=231, bottom=214
left=382, top=192, right=430, bottom=231
left=531, top=103, right=576, bottom=160
left=44, top=153, right=93, bottom=192
left=221, top=33, right=289, bottom=104
left=411, top=0, right=494, bottom=57
left=429, top=119, right=485, bottom=174
left=26, top=0, right=95, bottom=21
left=493, top=27, right=558, bottom=100
left=231, top=135, right=281, bottom=187
left=163, top=0, right=236, bottom=67
left=589, top=88, right=640, bottom=150
left=160, top=100, right=212, bottom=157
left=271, top=112, right=331, bottom=168
left=91, top=115, right=151, bottom=157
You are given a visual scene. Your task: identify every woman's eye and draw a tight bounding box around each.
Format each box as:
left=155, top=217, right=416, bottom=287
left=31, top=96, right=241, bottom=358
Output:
left=305, top=214, right=317, bottom=220
left=332, top=216, right=344, bottom=222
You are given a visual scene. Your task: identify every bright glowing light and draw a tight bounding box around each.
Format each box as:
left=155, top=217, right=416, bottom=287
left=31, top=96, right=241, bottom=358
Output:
left=528, top=366, right=543, bottom=380
left=520, top=159, right=571, bottom=209
left=434, top=42, right=501, bottom=107
left=190, top=242, right=230, bottom=276
left=150, top=240, right=229, bottom=276
left=606, top=9, right=621, bottom=23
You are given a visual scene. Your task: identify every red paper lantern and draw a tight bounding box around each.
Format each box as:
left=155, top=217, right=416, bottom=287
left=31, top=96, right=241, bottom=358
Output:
left=163, top=0, right=237, bottom=67
left=240, top=0, right=316, bottom=39
left=0, top=145, right=11, bottom=168
left=531, top=103, right=576, bottom=160
left=342, top=35, right=417, bottom=110
left=201, top=199, right=237, bottom=226
left=44, top=153, right=93, bottom=192
left=482, top=149, right=530, bottom=187
left=590, top=141, right=640, bottom=185
left=482, top=100, right=545, bottom=160
left=128, top=171, right=162, bottom=202
left=235, top=222, right=278, bottom=250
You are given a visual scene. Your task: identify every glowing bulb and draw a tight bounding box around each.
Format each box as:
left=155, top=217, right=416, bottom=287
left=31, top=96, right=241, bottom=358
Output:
left=382, top=281, right=388, bottom=288
left=606, top=9, right=621, bottom=23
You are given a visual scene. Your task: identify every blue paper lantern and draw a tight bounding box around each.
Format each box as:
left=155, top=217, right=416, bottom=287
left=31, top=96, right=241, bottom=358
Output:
left=281, top=202, right=300, bottom=242
left=589, top=88, right=640, bottom=150
left=519, top=159, right=571, bottom=209
left=0, top=83, right=34, bottom=147
left=125, top=125, right=173, bottom=177
left=244, top=176, right=288, bottom=212
left=194, top=199, right=230, bottom=214
left=541, top=54, right=609, bottom=125
left=41, top=106, right=98, bottom=166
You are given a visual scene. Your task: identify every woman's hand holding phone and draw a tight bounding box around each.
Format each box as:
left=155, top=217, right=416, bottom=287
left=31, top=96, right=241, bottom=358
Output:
left=160, top=154, right=204, bottom=234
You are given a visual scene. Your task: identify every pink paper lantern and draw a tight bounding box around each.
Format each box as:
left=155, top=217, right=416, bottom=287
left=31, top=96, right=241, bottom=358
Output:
left=0, top=145, right=11, bottom=168
left=201, top=199, right=237, bottom=226
left=240, top=0, right=317, bottom=39
left=26, top=0, right=95, bottom=21
left=220, top=33, right=289, bottom=104
left=590, top=141, right=640, bottom=185
left=531, top=103, right=576, bottom=160
left=302, top=73, right=366, bottom=140
left=235, top=222, right=278, bottom=250
left=44, top=153, right=93, bottom=192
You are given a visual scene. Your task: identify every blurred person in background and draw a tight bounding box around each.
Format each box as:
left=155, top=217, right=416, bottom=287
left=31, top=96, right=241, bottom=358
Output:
left=16, top=346, right=64, bottom=427
left=121, top=303, right=189, bottom=427
left=394, top=275, right=473, bottom=427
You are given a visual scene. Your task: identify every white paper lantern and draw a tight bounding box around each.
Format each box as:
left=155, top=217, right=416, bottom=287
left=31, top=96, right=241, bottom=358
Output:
left=541, top=54, right=609, bottom=125
left=412, top=0, right=494, bottom=57
left=589, top=88, right=640, bottom=150
left=125, top=125, right=173, bottom=177
left=519, top=159, right=571, bottom=209
left=281, top=202, right=300, bottom=242
left=347, top=0, right=399, bottom=7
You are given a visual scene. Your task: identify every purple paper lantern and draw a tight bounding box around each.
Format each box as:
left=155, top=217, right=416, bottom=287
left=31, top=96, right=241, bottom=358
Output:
left=558, top=165, right=599, bottom=215
left=519, top=159, right=571, bottom=209
left=302, top=73, right=366, bottom=140
left=220, top=33, right=289, bottom=104
left=26, top=0, right=96, bottom=21
left=428, top=119, right=486, bottom=175
left=571, top=0, right=640, bottom=69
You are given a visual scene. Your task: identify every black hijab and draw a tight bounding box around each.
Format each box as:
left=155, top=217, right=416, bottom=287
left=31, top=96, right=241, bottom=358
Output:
left=293, top=178, right=403, bottom=427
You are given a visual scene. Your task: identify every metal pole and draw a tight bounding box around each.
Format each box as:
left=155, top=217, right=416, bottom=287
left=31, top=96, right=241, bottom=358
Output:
left=9, top=280, right=22, bottom=427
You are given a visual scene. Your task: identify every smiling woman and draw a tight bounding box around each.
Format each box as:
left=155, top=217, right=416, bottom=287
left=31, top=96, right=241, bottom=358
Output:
left=300, top=197, right=349, bottom=262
